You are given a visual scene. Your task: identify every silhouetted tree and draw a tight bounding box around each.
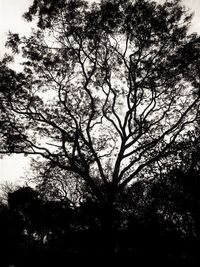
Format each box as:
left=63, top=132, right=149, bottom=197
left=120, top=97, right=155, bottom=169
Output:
left=1, top=0, right=200, bottom=252
left=7, top=187, right=41, bottom=244
left=7, top=186, right=75, bottom=249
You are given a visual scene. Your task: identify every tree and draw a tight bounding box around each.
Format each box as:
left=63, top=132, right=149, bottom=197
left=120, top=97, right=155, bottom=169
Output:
left=1, top=0, right=200, bottom=234
left=7, top=186, right=41, bottom=243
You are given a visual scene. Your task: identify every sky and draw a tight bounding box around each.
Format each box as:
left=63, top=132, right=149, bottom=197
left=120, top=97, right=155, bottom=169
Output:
left=0, top=0, right=200, bottom=185
left=183, top=0, right=200, bottom=33
left=0, top=0, right=34, bottom=58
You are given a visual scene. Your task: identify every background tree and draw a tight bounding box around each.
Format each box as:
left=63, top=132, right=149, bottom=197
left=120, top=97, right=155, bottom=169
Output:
left=0, top=0, right=200, bottom=238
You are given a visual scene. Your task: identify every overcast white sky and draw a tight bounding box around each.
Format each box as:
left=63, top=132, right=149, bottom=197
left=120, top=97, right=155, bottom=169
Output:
left=0, top=0, right=34, bottom=58
left=0, top=0, right=200, bottom=185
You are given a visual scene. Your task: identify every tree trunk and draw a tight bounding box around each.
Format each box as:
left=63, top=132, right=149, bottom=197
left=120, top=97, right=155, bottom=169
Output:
left=101, top=190, right=116, bottom=255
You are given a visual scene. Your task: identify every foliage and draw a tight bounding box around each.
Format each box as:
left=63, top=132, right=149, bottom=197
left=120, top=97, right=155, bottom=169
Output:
left=2, top=148, right=200, bottom=264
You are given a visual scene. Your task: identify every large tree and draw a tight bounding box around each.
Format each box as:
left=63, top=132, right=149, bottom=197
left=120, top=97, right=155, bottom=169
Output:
left=0, top=0, right=200, bottom=210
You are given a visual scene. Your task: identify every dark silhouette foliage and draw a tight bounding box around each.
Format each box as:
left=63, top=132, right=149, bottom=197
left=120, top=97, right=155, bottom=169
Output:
left=2, top=154, right=200, bottom=266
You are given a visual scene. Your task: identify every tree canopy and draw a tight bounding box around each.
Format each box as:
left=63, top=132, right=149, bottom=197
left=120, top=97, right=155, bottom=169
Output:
left=0, top=0, right=200, bottom=205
